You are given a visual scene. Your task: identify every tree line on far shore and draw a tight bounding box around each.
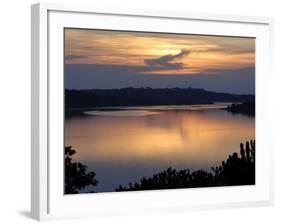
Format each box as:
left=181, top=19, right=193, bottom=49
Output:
left=65, top=87, right=254, bottom=109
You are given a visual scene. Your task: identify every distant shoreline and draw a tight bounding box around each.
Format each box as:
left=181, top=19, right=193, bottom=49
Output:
left=65, top=87, right=254, bottom=110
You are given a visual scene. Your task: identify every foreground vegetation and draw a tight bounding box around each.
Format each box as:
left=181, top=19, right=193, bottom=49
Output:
left=65, top=140, right=255, bottom=194
left=65, top=146, right=98, bottom=194
left=116, top=140, right=255, bottom=191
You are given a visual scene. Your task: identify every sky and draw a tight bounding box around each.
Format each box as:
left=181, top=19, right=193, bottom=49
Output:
left=64, top=28, right=255, bottom=94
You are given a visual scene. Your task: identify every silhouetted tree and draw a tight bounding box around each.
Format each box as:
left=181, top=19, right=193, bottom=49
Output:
left=116, top=140, right=255, bottom=192
left=65, top=146, right=98, bottom=194
left=64, top=141, right=255, bottom=193
left=217, top=140, right=255, bottom=185
left=225, top=101, right=255, bottom=116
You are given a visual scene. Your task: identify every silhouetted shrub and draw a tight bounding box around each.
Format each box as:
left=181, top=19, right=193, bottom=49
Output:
left=65, top=146, right=98, bottom=194
left=116, top=140, right=255, bottom=191
left=65, top=141, right=255, bottom=193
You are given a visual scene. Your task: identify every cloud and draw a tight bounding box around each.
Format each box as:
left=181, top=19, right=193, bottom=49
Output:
left=144, top=49, right=190, bottom=70
left=65, top=63, right=255, bottom=94
left=203, top=46, right=253, bottom=55
left=65, top=55, right=88, bottom=60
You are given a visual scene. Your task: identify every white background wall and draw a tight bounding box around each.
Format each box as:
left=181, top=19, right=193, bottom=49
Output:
left=0, top=0, right=280, bottom=223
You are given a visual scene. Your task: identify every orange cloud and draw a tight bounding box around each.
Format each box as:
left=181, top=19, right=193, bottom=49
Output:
left=64, top=29, right=255, bottom=75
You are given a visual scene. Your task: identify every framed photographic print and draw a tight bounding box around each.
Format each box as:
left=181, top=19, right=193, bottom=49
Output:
left=31, top=2, right=274, bottom=221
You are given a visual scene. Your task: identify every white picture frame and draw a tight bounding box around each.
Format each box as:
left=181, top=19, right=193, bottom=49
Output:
left=31, top=2, right=274, bottom=221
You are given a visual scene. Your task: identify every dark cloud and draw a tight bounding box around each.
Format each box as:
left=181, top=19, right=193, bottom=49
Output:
left=65, top=63, right=255, bottom=94
left=144, top=49, right=190, bottom=70
left=65, top=55, right=88, bottom=60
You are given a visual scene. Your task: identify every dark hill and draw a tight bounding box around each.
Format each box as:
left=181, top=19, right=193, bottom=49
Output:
left=65, top=87, right=254, bottom=109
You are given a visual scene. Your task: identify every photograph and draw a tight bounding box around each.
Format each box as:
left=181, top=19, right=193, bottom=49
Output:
left=64, top=28, right=255, bottom=194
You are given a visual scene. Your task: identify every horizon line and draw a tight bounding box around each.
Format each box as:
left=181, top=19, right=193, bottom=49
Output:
left=65, top=86, right=255, bottom=95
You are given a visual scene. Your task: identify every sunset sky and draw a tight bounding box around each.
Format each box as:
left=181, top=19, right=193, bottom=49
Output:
left=64, top=28, right=255, bottom=94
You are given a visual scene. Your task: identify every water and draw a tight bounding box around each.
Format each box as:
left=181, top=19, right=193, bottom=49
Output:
left=65, top=104, right=255, bottom=193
